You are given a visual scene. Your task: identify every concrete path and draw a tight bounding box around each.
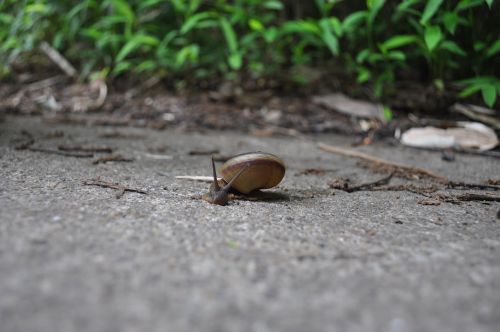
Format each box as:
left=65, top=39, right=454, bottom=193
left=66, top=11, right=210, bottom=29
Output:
left=1, top=116, right=499, bottom=332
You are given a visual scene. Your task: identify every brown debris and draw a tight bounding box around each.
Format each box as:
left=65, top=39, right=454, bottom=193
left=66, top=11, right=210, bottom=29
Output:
left=487, top=179, right=500, bottom=185
left=82, top=178, right=147, bottom=199
left=340, top=173, right=394, bottom=193
left=418, top=192, right=500, bottom=206
left=296, top=168, right=328, bottom=176
left=188, top=149, right=220, bottom=156
left=92, top=154, right=133, bottom=165
left=58, top=144, right=113, bottom=154
left=99, top=131, right=146, bottom=139
left=14, top=130, right=93, bottom=158
left=318, top=142, right=449, bottom=183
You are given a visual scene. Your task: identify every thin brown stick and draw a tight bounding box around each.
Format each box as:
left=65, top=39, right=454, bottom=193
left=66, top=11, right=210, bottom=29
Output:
left=92, top=154, right=133, bottom=164
left=27, top=147, right=93, bottom=158
left=448, top=182, right=500, bottom=191
left=454, top=193, right=500, bottom=202
left=318, top=142, right=449, bottom=183
left=39, top=42, right=77, bottom=78
left=329, top=173, right=394, bottom=193
left=82, top=178, right=147, bottom=198
left=14, top=131, right=92, bottom=157
left=14, top=130, right=35, bottom=150
left=58, top=144, right=113, bottom=154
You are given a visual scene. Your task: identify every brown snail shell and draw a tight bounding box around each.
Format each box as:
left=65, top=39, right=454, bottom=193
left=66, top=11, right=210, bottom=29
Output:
left=220, top=152, right=285, bottom=194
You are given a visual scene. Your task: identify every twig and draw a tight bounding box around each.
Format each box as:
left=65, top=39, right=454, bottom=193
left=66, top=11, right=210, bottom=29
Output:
left=318, top=142, right=449, bottom=183
left=448, top=181, right=500, bottom=191
left=90, top=78, right=107, bottom=110
left=92, top=154, right=133, bottom=164
left=39, top=41, right=77, bottom=78
left=82, top=178, right=147, bottom=199
left=175, top=175, right=219, bottom=182
left=419, top=192, right=500, bottom=205
left=27, top=147, right=93, bottom=158
left=58, top=144, right=113, bottom=154
left=372, top=184, right=439, bottom=195
left=14, top=130, right=93, bottom=157
left=329, top=173, right=394, bottom=193
left=188, top=149, right=220, bottom=156
left=454, top=193, right=500, bottom=202
left=451, top=103, right=500, bottom=130
left=328, top=174, right=439, bottom=196
left=14, top=130, right=35, bottom=150
left=26, top=75, right=67, bottom=91
left=405, top=145, right=500, bottom=159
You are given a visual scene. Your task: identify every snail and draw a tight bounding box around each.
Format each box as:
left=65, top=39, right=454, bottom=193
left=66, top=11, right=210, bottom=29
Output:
left=202, top=152, right=286, bottom=205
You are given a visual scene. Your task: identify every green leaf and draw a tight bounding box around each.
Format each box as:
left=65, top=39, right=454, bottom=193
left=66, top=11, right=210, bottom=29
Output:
left=458, top=84, right=482, bottom=98
left=443, top=11, right=458, bottom=34
left=424, top=25, right=442, bottom=51
left=420, top=0, right=443, bottom=25
left=264, top=0, right=284, bottom=10
left=25, top=3, right=48, bottom=13
left=383, top=106, right=393, bottom=121
left=0, top=13, right=13, bottom=25
left=263, top=27, right=278, bottom=42
left=356, top=49, right=371, bottom=63
left=456, top=0, right=483, bottom=11
left=357, top=67, right=371, bottom=83
left=112, top=61, right=132, bottom=75
left=181, top=12, right=216, bottom=34
left=328, top=17, right=343, bottom=37
left=116, top=34, right=159, bottom=62
left=136, top=60, right=157, bottom=72
left=485, top=0, right=493, bottom=8
left=175, top=44, right=199, bottom=68
left=319, top=19, right=339, bottom=55
left=456, top=76, right=497, bottom=86
left=388, top=51, right=406, bottom=61
left=367, top=0, right=386, bottom=24
left=108, top=0, right=135, bottom=23
left=228, top=53, right=242, bottom=70
left=441, top=41, right=467, bottom=56
left=381, top=35, right=418, bottom=50
left=486, top=39, right=500, bottom=58
left=219, top=17, right=238, bottom=53
left=249, top=19, right=264, bottom=31
left=481, top=84, right=497, bottom=107
left=282, top=20, right=321, bottom=35
left=396, top=0, right=422, bottom=13
left=342, top=11, right=367, bottom=33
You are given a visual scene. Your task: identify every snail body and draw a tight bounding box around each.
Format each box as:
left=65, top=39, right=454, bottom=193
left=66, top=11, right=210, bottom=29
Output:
left=203, top=152, right=286, bottom=205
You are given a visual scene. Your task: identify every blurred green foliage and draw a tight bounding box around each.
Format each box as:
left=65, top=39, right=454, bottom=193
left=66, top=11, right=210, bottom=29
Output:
left=0, top=0, right=499, bottom=107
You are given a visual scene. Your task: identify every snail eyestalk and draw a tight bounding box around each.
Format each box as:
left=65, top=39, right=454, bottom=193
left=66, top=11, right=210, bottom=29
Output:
left=211, top=155, right=220, bottom=191
left=203, top=157, right=249, bottom=205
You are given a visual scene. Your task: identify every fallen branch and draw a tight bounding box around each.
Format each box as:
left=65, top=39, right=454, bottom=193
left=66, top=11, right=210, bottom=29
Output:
left=318, top=142, right=449, bottom=183
left=92, top=154, right=133, bottom=165
left=39, top=41, right=77, bottom=78
left=82, top=178, right=147, bottom=199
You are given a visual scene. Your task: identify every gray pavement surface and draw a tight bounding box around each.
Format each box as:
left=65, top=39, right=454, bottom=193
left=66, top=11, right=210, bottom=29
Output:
left=1, top=115, right=499, bottom=332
